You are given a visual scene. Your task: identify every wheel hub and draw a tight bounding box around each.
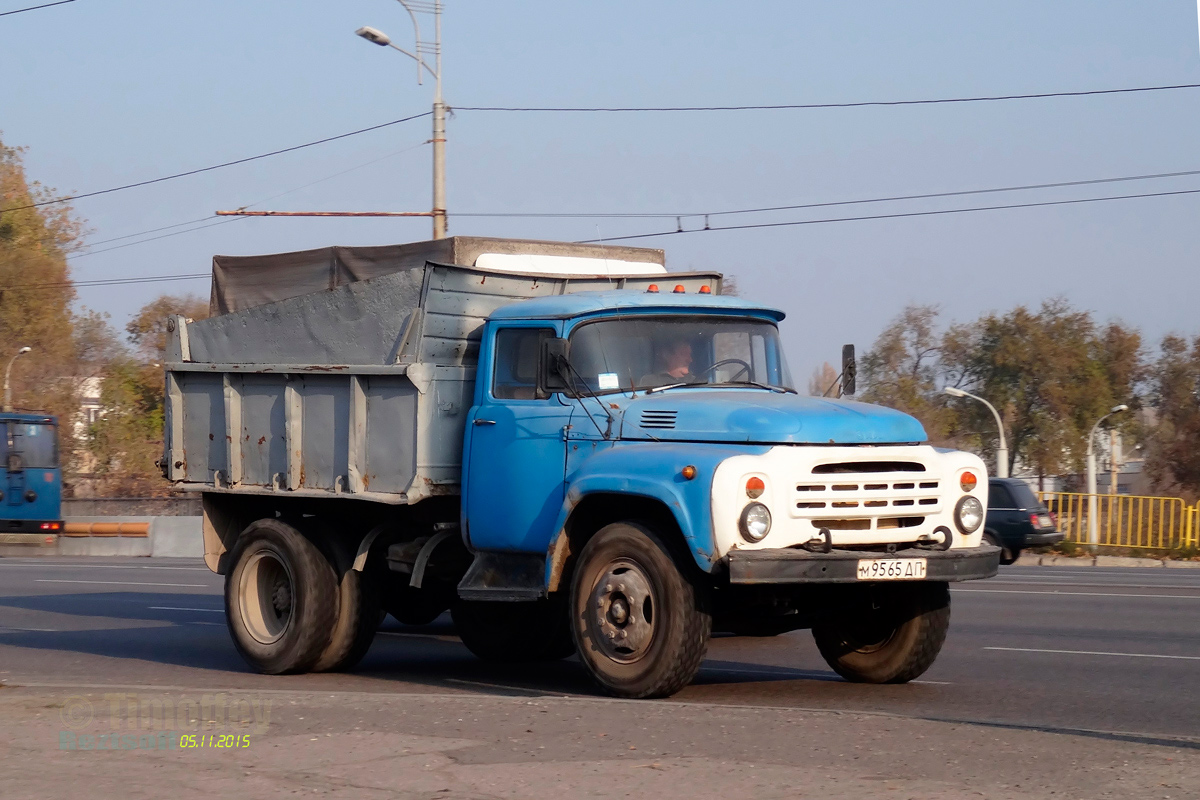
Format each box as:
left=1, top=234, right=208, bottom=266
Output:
left=588, top=559, right=656, bottom=663
left=239, top=550, right=295, bottom=645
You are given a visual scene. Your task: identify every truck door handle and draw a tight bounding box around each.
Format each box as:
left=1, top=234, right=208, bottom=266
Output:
left=473, top=418, right=496, bottom=426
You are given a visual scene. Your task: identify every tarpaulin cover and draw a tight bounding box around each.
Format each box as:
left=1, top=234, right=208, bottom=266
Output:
left=209, top=237, right=665, bottom=316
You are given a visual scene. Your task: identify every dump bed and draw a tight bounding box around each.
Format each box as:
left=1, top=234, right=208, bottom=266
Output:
left=165, top=257, right=720, bottom=505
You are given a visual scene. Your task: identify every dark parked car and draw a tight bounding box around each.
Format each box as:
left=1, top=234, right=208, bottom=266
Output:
left=984, top=478, right=1064, bottom=565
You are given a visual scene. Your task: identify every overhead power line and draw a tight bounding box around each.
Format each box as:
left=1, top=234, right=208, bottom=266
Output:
left=455, top=83, right=1200, bottom=113
left=0, top=0, right=75, bottom=18
left=578, top=185, right=1200, bottom=243
left=455, top=166, right=1200, bottom=220
left=0, top=111, right=431, bottom=214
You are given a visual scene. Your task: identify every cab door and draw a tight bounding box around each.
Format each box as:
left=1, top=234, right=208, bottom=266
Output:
left=463, top=325, right=574, bottom=553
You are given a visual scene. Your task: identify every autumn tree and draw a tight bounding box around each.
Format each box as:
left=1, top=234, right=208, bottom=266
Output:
left=941, top=300, right=1144, bottom=479
left=859, top=304, right=954, bottom=441
left=1143, top=335, right=1200, bottom=498
left=86, top=294, right=208, bottom=495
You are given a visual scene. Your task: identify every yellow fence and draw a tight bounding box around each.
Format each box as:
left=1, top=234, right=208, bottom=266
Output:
left=1038, top=492, right=1200, bottom=551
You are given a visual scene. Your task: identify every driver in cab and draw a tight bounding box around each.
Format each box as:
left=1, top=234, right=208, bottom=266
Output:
left=640, top=337, right=698, bottom=388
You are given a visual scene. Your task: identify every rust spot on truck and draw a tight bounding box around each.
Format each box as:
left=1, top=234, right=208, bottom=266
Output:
left=257, top=436, right=266, bottom=446
left=209, top=433, right=214, bottom=441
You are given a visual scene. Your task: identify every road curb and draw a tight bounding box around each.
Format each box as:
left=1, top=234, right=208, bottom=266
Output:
left=1013, top=553, right=1200, bottom=569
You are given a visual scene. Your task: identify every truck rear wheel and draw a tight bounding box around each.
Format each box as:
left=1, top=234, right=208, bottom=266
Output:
left=224, top=519, right=338, bottom=674
left=812, top=582, right=950, bottom=684
left=312, top=567, right=379, bottom=672
left=451, top=598, right=575, bottom=662
left=570, top=521, right=711, bottom=699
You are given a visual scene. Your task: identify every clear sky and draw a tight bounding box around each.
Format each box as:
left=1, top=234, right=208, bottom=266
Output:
left=3, top=0, right=1199, bottom=378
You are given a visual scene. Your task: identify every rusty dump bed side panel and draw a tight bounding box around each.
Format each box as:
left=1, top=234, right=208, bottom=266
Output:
left=165, top=256, right=721, bottom=506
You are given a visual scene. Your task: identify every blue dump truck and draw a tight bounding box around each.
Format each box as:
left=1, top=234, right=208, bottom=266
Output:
left=1, top=412, right=63, bottom=538
left=164, top=237, right=998, bottom=698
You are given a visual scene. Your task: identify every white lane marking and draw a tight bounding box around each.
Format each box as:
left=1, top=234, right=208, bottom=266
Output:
left=35, top=579, right=206, bottom=588
left=985, top=646, right=1200, bottom=661
left=954, top=588, right=1200, bottom=599
left=149, top=606, right=223, bottom=613
left=0, top=626, right=58, bottom=632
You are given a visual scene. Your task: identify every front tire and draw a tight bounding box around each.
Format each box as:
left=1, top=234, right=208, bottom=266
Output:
left=570, top=521, right=710, bottom=699
left=984, top=532, right=1017, bottom=566
left=813, top=582, right=950, bottom=684
left=224, top=519, right=338, bottom=674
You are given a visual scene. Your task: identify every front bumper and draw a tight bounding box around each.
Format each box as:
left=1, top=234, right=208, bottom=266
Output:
left=1023, top=531, right=1064, bottom=547
left=727, top=544, right=1000, bottom=584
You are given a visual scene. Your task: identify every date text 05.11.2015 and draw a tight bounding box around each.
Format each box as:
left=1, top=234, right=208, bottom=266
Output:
left=181, top=733, right=252, bottom=748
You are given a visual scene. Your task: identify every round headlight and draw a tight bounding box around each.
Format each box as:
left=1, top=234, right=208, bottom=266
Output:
left=739, top=502, right=772, bottom=542
left=955, top=495, right=984, bottom=534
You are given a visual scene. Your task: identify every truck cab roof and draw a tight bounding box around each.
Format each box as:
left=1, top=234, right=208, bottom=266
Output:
left=487, top=289, right=786, bottom=322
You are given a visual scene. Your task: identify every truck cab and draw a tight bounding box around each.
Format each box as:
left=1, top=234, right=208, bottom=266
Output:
left=456, top=289, right=997, bottom=696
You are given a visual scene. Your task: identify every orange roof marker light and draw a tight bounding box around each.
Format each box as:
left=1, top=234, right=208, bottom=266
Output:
left=698, top=286, right=711, bottom=294
left=646, top=284, right=659, bottom=293
left=673, top=285, right=687, bottom=293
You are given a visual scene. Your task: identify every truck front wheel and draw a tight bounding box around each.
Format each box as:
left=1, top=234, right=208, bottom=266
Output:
left=224, top=519, right=338, bottom=674
left=570, top=521, right=711, bottom=699
left=812, top=582, right=950, bottom=684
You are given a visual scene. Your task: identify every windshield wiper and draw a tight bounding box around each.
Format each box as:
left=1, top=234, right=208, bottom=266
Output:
left=719, top=380, right=796, bottom=394
left=644, top=382, right=691, bottom=394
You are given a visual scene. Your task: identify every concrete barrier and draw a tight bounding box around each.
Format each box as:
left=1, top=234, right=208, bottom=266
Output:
left=0, top=516, right=202, bottom=558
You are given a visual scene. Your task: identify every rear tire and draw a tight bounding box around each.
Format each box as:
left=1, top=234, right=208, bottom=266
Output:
left=224, top=519, right=338, bottom=674
left=570, top=521, right=710, bottom=699
left=813, top=582, right=950, bottom=684
left=312, top=567, right=379, bottom=672
left=452, top=597, right=575, bottom=662
left=984, top=532, right=1017, bottom=566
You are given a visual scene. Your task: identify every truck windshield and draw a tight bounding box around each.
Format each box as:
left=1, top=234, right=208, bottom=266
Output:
left=568, top=315, right=794, bottom=394
left=2, top=422, right=59, bottom=470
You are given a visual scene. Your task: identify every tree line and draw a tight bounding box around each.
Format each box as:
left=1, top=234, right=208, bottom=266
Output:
left=1, top=134, right=205, bottom=495
left=852, top=301, right=1200, bottom=500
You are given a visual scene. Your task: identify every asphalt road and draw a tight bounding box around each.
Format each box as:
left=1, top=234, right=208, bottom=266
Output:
left=2, top=557, right=1198, bottom=798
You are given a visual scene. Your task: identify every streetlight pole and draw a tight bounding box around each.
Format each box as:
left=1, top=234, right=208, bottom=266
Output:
left=944, top=386, right=1008, bottom=479
left=1086, top=404, right=1129, bottom=548
left=356, top=0, right=446, bottom=239
left=3, top=346, right=32, bottom=412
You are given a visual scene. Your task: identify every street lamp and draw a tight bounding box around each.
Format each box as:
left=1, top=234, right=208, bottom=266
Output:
left=3, top=346, right=32, bottom=412
left=355, top=0, right=446, bottom=239
left=1086, top=403, right=1129, bottom=548
left=944, top=386, right=1008, bottom=479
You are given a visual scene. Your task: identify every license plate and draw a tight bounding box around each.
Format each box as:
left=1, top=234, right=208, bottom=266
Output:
left=856, top=558, right=927, bottom=581
left=1037, top=514, right=1052, bottom=529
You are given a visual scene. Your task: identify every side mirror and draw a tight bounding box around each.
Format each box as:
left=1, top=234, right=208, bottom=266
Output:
left=540, top=338, right=571, bottom=394
left=841, top=344, right=856, bottom=396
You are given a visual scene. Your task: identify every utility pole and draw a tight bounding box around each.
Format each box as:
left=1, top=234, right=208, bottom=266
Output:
left=356, top=0, right=446, bottom=239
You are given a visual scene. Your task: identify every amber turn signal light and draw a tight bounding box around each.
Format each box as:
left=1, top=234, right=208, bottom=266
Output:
left=746, top=477, right=765, bottom=498
left=960, top=471, right=977, bottom=492
left=681, top=465, right=697, bottom=480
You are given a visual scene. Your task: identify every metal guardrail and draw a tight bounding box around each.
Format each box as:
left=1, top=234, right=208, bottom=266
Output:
left=1038, top=492, right=1200, bottom=551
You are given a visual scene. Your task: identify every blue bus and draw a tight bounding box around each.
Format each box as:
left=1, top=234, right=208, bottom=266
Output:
left=2, top=413, right=63, bottom=534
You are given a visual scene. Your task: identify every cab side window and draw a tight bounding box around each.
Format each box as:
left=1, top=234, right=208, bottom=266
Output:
left=493, top=328, right=554, bottom=400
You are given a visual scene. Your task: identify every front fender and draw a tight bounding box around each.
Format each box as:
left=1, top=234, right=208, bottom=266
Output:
left=552, top=442, right=772, bottom=574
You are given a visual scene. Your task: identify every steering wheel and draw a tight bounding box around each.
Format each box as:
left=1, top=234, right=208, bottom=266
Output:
left=697, top=358, right=751, bottom=382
